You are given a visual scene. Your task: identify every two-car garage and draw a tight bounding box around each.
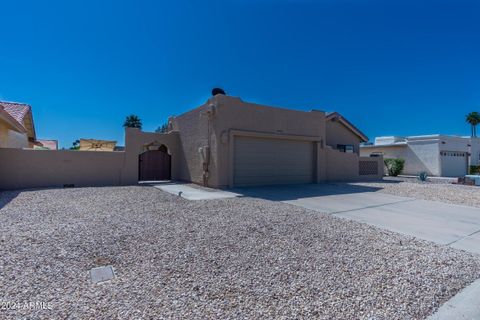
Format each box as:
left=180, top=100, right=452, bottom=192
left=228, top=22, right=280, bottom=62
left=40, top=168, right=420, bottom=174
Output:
left=233, top=136, right=316, bottom=187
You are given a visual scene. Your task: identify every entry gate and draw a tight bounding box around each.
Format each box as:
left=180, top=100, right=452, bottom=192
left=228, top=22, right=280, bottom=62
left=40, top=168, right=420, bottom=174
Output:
left=138, top=150, right=171, bottom=181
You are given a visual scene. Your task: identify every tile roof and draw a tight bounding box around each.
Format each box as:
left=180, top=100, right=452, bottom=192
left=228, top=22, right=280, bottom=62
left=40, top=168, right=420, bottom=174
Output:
left=0, top=101, right=31, bottom=130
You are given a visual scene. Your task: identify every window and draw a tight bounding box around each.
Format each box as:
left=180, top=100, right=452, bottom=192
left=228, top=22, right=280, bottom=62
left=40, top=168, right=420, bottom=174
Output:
left=370, top=152, right=383, bottom=157
left=440, top=151, right=466, bottom=157
left=337, top=144, right=354, bottom=153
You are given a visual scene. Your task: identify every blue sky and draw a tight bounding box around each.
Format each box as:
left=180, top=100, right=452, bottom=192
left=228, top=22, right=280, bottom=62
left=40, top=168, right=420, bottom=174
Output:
left=1, top=0, right=479, bottom=148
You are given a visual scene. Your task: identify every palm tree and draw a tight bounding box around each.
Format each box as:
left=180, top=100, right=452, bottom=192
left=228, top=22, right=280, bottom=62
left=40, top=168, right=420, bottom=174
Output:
left=123, top=115, right=142, bottom=130
left=466, top=112, right=480, bottom=137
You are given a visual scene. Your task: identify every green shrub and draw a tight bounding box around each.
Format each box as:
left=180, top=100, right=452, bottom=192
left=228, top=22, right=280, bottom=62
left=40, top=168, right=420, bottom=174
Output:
left=470, top=165, right=480, bottom=175
left=384, top=158, right=405, bottom=176
left=418, top=171, right=428, bottom=182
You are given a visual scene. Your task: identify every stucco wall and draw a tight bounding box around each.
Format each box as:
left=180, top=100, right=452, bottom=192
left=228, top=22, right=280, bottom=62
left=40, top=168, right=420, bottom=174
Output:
left=408, top=141, right=441, bottom=176
left=0, top=149, right=126, bottom=190
left=326, top=148, right=359, bottom=181
left=361, top=141, right=441, bottom=176
left=470, top=138, right=480, bottom=165
left=326, top=120, right=362, bottom=154
left=170, top=106, right=212, bottom=185
left=0, top=128, right=184, bottom=190
left=326, top=148, right=383, bottom=181
left=0, top=121, right=28, bottom=148
left=438, top=137, right=470, bottom=152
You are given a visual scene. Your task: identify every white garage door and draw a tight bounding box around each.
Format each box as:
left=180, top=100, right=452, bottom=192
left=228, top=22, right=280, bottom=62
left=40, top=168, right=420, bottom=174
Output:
left=233, top=136, right=314, bottom=187
left=440, top=151, right=467, bottom=177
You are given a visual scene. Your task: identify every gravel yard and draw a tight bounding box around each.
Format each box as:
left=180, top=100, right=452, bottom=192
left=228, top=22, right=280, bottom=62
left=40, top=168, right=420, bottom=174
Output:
left=1, top=186, right=480, bottom=319
left=351, top=179, right=480, bottom=207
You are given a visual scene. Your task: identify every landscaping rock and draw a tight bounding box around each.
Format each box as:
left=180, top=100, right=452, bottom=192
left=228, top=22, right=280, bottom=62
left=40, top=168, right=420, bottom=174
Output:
left=0, top=186, right=479, bottom=319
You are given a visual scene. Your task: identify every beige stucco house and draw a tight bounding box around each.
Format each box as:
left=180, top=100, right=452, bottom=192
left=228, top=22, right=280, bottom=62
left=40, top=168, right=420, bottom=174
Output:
left=0, top=101, right=36, bottom=148
left=145, top=94, right=380, bottom=188
left=0, top=93, right=383, bottom=190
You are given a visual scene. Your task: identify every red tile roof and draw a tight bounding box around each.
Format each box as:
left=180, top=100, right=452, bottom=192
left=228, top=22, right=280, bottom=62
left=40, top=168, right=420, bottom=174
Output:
left=0, top=101, right=31, bottom=130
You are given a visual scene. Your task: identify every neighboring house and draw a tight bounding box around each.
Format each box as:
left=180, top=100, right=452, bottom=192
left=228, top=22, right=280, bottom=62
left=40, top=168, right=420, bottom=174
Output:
left=360, top=135, right=480, bottom=177
left=325, top=112, right=369, bottom=154
left=131, top=93, right=381, bottom=187
left=0, top=101, right=36, bottom=148
left=34, top=139, right=58, bottom=150
left=79, top=139, right=117, bottom=151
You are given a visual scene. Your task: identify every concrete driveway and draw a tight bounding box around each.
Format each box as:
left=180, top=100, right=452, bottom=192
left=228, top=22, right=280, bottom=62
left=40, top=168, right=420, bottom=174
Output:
left=235, top=183, right=480, bottom=255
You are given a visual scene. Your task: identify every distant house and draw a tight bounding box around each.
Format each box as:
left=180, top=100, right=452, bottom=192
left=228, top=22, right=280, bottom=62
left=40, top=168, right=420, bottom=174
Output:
left=0, top=101, right=36, bottom=148
left=79, top=139, right=117, bottom=151
left=360, top=135, right=480, bottom=177
left=34, top=139, right=59, bottom=150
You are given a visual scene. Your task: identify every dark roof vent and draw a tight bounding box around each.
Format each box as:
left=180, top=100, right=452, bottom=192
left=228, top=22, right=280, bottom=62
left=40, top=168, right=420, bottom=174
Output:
left=212, top=88, right=226, bottom=96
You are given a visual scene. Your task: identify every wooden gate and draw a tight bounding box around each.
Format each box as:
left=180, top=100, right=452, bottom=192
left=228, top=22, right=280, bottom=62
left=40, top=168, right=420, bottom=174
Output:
left=138, top=150, right=171, bottom=181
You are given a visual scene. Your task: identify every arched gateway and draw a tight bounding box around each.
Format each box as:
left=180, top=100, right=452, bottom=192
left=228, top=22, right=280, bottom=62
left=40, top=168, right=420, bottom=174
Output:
left=138, top=144, right=171, bottom=181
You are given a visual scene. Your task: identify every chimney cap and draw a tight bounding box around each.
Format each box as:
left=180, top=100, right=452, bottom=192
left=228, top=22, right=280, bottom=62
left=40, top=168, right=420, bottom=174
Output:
left=212, top=88, right=226, bottom=96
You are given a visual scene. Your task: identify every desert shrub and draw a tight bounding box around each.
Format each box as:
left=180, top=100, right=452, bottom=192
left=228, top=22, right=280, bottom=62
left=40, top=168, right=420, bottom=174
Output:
left=384, top=158, right=405, bottom=177
left=418, top=171, right=428, bottom=182
left=469, top=165, right=480, bottom=175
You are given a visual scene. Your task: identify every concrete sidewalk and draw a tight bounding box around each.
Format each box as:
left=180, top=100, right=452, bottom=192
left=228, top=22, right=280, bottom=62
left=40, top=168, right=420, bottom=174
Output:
left=427, top=278, right=480, bottom=320
left=333, top=199, right=480, bottom=254
left=235, top=184, right=480, bottom=255
left=153, top=183, right=240, bottom=200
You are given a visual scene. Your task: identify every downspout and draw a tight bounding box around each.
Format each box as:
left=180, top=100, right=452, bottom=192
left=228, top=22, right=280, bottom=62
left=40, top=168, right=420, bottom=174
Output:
left=201, top=103, right=214, bottom=187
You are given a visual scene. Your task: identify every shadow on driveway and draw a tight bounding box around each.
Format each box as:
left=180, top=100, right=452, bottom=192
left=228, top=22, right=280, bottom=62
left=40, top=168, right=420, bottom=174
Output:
left=231, top=182, right=387, bottom=202
left=0, top=190, right=21, bottom=211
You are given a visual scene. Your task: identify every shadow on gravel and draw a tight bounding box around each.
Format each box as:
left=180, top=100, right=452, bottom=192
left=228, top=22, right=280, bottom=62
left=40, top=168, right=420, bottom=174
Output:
left=231, top=182, right=388, bottom=201
left=0, top=191, right=21, bottom=211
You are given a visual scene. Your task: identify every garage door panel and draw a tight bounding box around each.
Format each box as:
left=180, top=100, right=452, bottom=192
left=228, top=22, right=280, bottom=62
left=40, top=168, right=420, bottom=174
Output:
left=234, top=136, right=314, bottom=186
left=236, top=155, right=311, bottom=163
left=440, top=151, right=467, bottom=177
left=234, top=166, right=312, bottom=176
left=234, top=174, right=313, bottom=186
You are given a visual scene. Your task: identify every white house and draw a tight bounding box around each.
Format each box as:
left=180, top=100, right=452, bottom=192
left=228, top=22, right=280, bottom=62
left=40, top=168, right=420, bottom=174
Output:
left=360, top=135, right=480, bottom=177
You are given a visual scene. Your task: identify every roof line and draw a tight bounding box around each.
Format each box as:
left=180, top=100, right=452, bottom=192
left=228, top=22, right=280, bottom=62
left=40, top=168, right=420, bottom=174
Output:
left=0, top=107, right=27, bottom=133
left=326, top=112, right=369, bottom=142
left=0, top=100, right=31, bottom=105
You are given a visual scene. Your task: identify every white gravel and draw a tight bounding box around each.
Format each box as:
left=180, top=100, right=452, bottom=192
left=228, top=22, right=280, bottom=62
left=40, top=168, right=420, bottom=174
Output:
left=1, top=186, right=479, bottom=319
left=351, top=179, right=480, bottom=208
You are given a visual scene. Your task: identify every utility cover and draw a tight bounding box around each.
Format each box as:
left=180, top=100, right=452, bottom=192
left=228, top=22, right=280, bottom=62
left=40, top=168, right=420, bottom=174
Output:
left=90, top=265, right=115, bottom=284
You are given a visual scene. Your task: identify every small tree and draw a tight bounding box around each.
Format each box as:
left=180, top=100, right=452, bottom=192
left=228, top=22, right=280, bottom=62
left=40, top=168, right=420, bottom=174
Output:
left=384, top=158, right=405, bottom=176
left=70, top=139, right=80, bottom=150
left=123, top=115, right=142, bottom=130
left=155, top=122, right=169, bottom=133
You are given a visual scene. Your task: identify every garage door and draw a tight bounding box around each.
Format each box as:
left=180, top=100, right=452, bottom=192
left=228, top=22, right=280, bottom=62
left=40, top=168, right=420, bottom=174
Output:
left=233, top=136, right=314, bottom=187
left=440, top=151, right=467, bottom=177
